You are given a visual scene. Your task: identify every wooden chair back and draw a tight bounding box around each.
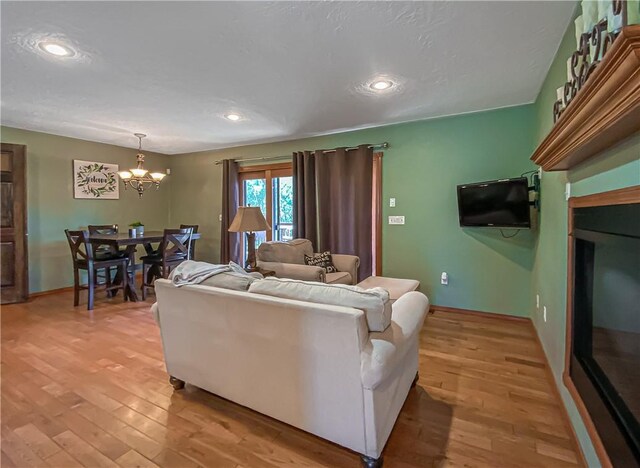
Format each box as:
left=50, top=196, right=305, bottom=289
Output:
left=65, top=229, right=94, bottom=262
left=179, top=224, right=199, bottom=259
left=159, top=228, right=193, bottom=263
left=88, top=224, right=119, bottom=235
left=88, top=224, right=119, bottom=254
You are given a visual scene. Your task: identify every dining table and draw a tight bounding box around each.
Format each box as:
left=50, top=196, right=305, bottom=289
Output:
left=88, top=230, right=202, bottom=301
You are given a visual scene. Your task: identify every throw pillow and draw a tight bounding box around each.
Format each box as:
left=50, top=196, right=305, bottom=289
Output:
left=304, top=251, right=337, bottom=273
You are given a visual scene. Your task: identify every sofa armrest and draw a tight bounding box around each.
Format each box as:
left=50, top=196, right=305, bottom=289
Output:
left=257, top=261, right=325, bottom=282
left=331, top=254, right=360, bottom=285
left=390, top=291, right=429, bottom=331
left=360, top=291, right=429, bottom=389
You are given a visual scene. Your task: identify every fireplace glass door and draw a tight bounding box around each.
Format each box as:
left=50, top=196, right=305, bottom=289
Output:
left=571, top=202, right=640, bottom=464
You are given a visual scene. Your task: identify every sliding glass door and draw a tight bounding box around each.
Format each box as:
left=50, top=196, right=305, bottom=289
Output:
left=273, top=175, right=293, bottom=241
left=239, top=163, right=293, bottom=263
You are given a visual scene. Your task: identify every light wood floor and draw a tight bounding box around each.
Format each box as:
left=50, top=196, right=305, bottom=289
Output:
left=1, top=291, right=583, bottom=467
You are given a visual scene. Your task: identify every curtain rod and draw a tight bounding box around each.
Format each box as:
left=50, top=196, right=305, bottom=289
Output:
left=214, top=142, right=389, bottom=165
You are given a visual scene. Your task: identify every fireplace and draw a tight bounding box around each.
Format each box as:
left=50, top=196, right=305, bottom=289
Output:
left=566, top=187, right=640, bottom=466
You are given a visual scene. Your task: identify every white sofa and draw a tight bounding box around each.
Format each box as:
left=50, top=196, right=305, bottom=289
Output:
left=152, top=278, right=429, bottom=467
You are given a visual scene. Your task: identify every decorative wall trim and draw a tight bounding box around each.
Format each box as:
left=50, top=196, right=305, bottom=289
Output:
left=531, top=25, right=640, bottom=171
left=29, top=286, right=74, bottom=298
left=431, top=304, right=530, bottom=323
left=28, top=271, right=145, bottom=299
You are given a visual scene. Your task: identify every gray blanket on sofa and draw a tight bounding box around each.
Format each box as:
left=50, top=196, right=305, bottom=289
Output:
left=169, top=260, right=248, bottom=286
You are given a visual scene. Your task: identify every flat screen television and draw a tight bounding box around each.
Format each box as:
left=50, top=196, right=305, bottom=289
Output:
left=457, top=177, right=531, bottom=228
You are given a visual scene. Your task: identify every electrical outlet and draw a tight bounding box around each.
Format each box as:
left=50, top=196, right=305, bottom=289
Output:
left=440, top=272, right=448, bottom=285
left=389, top=198, right=396, bottom=207
left=218, top=214, right=222, bottom=222
left=166, top=168, right=171, bottom=175
left=388, top=216, right=405, bottom=225
left=543, top=306, right=547, bottom=322
left=536, top=294, right=540, bottom=310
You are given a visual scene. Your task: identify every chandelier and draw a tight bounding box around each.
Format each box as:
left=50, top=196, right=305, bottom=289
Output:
left=117, top=133, right=167, bottom=197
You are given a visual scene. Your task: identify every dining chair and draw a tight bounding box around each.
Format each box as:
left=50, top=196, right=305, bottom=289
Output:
left=88, top=224, right=121, bottom=286
left=88, top=224, right=119, bottom=235
left=179, top=224, right=199, bottom=259
left=64, top=229, right=130, bottom=310
left=141, top=227, right=193, bottom=299
left=88, top=224, right=130, bottom=253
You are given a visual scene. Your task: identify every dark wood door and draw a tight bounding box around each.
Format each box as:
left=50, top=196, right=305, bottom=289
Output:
left=1, top=144, right=28, bottom=304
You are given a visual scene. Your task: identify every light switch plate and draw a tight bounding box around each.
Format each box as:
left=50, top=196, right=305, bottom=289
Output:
left=389, top=198, right=396, bottom=207
left=388, top=216, right=405, bottom=225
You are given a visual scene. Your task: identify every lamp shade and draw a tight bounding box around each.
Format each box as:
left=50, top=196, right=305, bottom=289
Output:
left=228, top=206, right=271, bottom=233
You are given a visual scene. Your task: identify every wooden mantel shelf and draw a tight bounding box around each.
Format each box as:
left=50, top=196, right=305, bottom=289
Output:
left=531, top=25, right=640, bottom=171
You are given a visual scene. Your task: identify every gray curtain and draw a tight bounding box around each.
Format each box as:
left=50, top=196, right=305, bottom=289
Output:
left=220, top=159, right=240, bottom=264
left=293, top=144, right=374, bottom=280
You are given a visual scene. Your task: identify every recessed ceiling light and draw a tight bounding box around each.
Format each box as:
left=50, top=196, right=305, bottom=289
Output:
left=370, top=80, right=394, bottom=91
left=38, top=42, right=74, bottom=57
left=225, top=113, right=241, bottom=121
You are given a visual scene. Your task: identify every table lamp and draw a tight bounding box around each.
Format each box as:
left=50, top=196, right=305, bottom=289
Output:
left=228, top=206, right=271, bottom=270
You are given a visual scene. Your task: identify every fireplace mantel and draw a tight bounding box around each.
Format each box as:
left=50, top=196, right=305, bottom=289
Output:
left=531, top=25, right=640, bottom=171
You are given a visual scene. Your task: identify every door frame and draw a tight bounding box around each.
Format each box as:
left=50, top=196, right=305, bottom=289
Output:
left=372, top=152, right=382, bottom=276
left=1, top=143, right=28, bottom=304
left=238, top=162, right=292, bottom=242
left=238, top=162, right=293, bottom=263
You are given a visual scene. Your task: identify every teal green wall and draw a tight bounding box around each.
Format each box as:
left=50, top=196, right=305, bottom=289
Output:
left=0, top=126, right=172, bottom=293
left=531, top=11, right=640, bottom=466
left=169, top=105, right=537, bottom=317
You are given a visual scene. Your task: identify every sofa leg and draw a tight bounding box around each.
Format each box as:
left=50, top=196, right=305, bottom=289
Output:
left=411, top=371, right=419, bottom=388
left=169, top=376, right=185, bottom=390
left=361, top=455, right=383, bottom=468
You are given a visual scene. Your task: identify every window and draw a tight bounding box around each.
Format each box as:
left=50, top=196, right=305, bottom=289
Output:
left=239, top=163, right=293, bottom=262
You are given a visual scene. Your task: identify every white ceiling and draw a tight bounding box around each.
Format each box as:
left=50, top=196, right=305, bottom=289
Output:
left=1, top=1, right=576, bottom=155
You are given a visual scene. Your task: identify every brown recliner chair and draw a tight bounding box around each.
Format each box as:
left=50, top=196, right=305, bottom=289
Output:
left=256, top=239, right=359, bottom=285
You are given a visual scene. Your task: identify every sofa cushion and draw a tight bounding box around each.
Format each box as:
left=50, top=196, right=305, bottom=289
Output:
left=326, top=272, right=352, bottom=284
left=199, top=271, right=262, bottom=291
left=257, top=238, right=313, bottom=264
left=248, top=277, right=391, bottom=332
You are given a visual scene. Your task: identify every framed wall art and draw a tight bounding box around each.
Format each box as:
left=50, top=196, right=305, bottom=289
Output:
left=73, top=160, right=119, bottom=199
